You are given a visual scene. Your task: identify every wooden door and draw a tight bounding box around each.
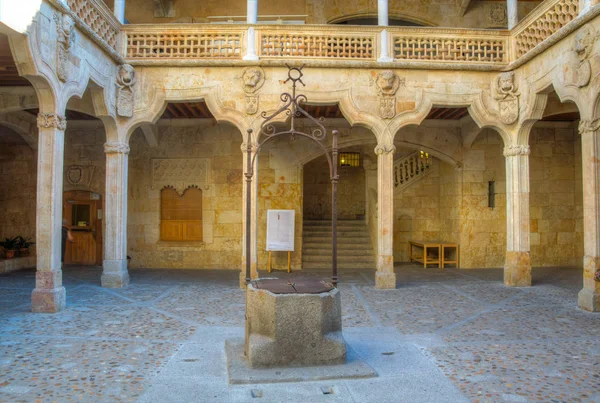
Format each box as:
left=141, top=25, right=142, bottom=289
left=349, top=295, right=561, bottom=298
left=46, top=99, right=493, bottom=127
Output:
left=63, top=191, right=103, bottom=265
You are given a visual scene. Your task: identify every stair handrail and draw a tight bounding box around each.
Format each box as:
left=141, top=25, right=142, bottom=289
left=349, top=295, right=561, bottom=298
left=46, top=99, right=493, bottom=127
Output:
left=393, top=151, right=435, bottom=193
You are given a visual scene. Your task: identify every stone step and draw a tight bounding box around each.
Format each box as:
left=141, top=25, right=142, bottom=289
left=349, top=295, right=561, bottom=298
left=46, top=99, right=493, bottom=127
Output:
left=303, top=237, right=371, bottom=244
left=304, top=220, right=366, bottom=227
left=303, top=231, right=369, bottom=238
left=303, top=262, right=374, bottom=270
left=302, top=242, right=373, bottom=250
left=303, top=248, right=373, bottom=256
left=303, top=226, right=365, bottom=233
left=303, top=255, right=373, bottom=263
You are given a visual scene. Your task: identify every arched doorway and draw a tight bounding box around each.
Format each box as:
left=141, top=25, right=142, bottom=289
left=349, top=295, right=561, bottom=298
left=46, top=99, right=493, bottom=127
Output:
left=62, top=190, right=103, bottom=265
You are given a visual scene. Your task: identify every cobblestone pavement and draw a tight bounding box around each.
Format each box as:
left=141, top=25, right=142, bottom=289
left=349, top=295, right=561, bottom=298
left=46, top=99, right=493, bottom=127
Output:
left=0, top=265, right=599, bottom=402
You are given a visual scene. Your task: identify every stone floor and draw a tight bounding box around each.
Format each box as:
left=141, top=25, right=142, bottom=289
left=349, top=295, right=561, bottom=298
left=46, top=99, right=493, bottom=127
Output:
left=1, top=264, right=599, bottom=402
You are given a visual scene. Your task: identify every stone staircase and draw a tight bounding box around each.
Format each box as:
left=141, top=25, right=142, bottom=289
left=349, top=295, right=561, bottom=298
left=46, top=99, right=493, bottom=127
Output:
left=394, top=151, right=435, bottom=195
left=302, top=219, right=375, bottom=270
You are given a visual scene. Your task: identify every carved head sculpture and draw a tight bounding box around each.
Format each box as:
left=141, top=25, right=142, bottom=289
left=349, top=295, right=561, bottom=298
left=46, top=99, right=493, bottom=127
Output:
left=376, top=70, right=400, bottom=96
left=574, top=26, right=595, bottom=61
left=496, top=71, right=518, bottom=97
left=242, top=67, right=265, bottom=93
left=117, top=64, right=136, bottom=88
left=56, top=13, right=75, bottom=48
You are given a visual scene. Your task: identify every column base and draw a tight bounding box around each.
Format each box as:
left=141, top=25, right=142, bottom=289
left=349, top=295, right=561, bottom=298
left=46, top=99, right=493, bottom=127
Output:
left=102, top=259, right=130, bottom=288
left=578, top=288, right=600, bottom=312
left=377, top=56, right=393, bottom=63
left=504, top=251, right=532, bottom=287
left=31, top=286, right=66, bottom=313
left=239, top=265, right=258, bottom=289
left=375, top=271, right=396, bottom=289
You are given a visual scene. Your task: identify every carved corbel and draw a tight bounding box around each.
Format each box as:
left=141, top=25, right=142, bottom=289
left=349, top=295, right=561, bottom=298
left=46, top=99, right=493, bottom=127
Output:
left=104, top=142, right=131, bottom=154
left=53, top=13, right=76, bottom=82
left=375, top=71, right=403, bottom=119
left=579, top=119, right=600, bottom=134
left=374, top=144, right=396, bottom=155
left=116, top=64, right=136, bottom=118
left=503, top=145, right=530, bottom=157
left=565, top=26, right=597, bottom=88
left=37, top=113, right=67, bottom=130
left=242, top=67, right=265, bottom=115
left=494, top=71, right=520, bottom=125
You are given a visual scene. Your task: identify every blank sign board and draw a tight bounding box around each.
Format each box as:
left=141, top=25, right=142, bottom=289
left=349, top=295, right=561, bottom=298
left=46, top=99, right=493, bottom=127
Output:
left=266, top=210, right=295, bottom=251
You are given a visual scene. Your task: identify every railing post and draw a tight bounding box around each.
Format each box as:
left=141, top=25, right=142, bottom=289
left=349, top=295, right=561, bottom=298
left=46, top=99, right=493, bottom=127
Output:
left=507, top=0, right=518, bottom=30
left=243, top=0, right=259, bottom=61
left=114, top=0, right=126, bottom=24
left=377, top=0, right=393, bottom=63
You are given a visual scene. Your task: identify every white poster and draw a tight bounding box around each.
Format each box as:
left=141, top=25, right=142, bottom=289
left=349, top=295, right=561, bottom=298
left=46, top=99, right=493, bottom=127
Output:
left=266, top=210, right=295, bottom=251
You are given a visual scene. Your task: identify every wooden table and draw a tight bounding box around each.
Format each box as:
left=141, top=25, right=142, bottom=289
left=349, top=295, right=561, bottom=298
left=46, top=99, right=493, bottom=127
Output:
left=409, top=241, right=459, bottom=269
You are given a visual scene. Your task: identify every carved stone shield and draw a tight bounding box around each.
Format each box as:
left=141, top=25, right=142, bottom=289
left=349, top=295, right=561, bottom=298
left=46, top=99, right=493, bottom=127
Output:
left=499, top=98, right=518, bottom=125
left=67, top=166, right=82, bottom=185
left=379, top=96, right=396, bottom=119
left=117, top=87, right=134, bottom=117
left=245, top=95, right=258, bottom=115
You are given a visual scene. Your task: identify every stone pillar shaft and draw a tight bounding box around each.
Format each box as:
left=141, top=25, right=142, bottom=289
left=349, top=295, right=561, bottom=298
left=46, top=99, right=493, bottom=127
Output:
left=377, top=0, right=392, bottom=62
left=114, top=0, right=126, bottom=24
left=578, top=121, right=600, bottom=311
left=240, top=142, right=259, bottom=287
left=507, top=0, right=518, bottom=29
left=243, top=0, right=259, bottom=60
left=504, top=145, right=531, bottom=287
left=579, top=0, right=595, bottom=14
left=102, top=142, right=130, bottom=288
left=375, top=145, right=396, bottom=288
left=32, top=113, right=67, bottom=313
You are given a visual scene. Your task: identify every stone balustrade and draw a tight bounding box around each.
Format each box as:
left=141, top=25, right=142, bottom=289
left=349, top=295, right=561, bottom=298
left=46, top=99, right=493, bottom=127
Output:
left=393, top=151, right=435, bottom=194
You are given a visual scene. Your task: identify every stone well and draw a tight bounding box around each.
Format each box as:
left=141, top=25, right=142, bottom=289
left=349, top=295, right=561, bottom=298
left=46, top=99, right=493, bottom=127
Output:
left=244, top=278, right=346, bottom=368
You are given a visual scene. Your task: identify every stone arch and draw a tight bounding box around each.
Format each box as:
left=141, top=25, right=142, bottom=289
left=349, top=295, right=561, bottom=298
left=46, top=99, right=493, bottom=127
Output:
left=0, top=113, right=37, bottom=149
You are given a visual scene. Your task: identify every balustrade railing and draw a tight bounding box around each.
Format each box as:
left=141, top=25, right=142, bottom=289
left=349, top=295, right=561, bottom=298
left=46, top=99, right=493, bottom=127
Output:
left=394, top=151, right=435, bottom=193
left=391, top=29, right=508, bottom=64
left=125, top=26, right=244, bottom=59
left=66, top=0, right=120, bottom=53
left=512, top=0, right=579, bottom=58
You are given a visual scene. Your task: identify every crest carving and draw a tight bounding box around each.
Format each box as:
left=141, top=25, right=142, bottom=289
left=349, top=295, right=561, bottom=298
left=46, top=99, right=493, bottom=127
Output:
left=116, top=64, right=136, bottom=117
left=485, top=3, right=507, bottom=28
left=151, top=158, right=210, bottom=194
left=565, top=26, right=596, bottom=88
left=37, top=113, right=67, bottom=130
left=54, top=13, right=76, bottom=82
left=503, top=145, right=530, bottom=157
left=375, top=70, right=402, bottom=119
left=65, top=165, right=95, bottom=189
left=494, top=72, right=519, bottom=125
left=242, top=67, right=265, bottom=115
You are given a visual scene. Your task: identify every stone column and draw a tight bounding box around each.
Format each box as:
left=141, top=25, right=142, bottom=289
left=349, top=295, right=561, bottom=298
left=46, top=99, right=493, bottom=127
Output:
left=102, top=142, right=130, bottom=288
left=114, top=0, right=126, bottom=24
left=507, top=0, right=518, bottom=29
left=578, top=120, right=600, bottom=312
left=240, top=141, right=259, bottom=287
left=243, top=0, right=259, bottom=60
left=377, top=0, right=392, bottom=63
left=375, top=144, right=396, bottom=288
left=504, top=145, right=531, bottom=287
left=31, top=113, right=67, bottom=313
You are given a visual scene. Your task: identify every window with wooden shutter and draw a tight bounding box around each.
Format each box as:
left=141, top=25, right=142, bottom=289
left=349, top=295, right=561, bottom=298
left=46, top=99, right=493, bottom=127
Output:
left=160, top=187, right=203, bottom=242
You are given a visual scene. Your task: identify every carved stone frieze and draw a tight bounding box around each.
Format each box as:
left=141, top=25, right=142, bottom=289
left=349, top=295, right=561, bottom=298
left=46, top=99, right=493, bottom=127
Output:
left=65, top=165, right=95, bottom=189
left=375, top=70, right=402, bottom=119
left=503, top=145, right=530, bottom=157
left=104, top=142, right=130, bottom=154
left=151, top=158, right=210, bottom=194
left=54, top=13, right=76, bottom=82
left=565, top=26, right=596, bottom=88
left=494, top=72, right=520, bottom=125
left=579, top=119, right=600, bottom=134
left=37, top=113, right=67, bottom=130
left=242, top=67, right=265, bottom=115
left=485, top=3, right=507, bottom=28
left=374, top=144, right=396, bottom=155
left=116, top=64, right=136, bottom=118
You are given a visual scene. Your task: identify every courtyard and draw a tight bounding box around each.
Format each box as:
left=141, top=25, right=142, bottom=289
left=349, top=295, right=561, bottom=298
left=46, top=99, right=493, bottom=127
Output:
left=0, top=265, right=599, bottom=402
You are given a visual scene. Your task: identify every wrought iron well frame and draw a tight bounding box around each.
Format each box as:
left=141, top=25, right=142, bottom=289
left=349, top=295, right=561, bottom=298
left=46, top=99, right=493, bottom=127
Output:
left=244, top=65, right=340, bottom=286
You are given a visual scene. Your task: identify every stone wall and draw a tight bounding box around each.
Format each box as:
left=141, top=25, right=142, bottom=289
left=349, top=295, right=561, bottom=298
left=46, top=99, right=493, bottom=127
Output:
left=0, top=144, right=36, bottom=243
left=303, top=151, right=366, bottom=220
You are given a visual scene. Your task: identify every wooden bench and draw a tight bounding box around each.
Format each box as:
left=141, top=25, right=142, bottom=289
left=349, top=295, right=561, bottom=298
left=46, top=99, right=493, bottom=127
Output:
left=409, top=241, right=459, bottom=269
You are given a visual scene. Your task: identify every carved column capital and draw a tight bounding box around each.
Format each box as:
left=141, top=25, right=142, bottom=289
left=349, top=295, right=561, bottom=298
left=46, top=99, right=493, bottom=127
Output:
left=37, top=113, right=67, bottom=130
left=104, top=142, right=130, bottom=154
left=240, top=142, right=259, bottom=153
left=579, top=119, right=600, bottom=134
left=503, top=145, right=530, bottom=157
left=374, top=144, right=396, bottom=156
